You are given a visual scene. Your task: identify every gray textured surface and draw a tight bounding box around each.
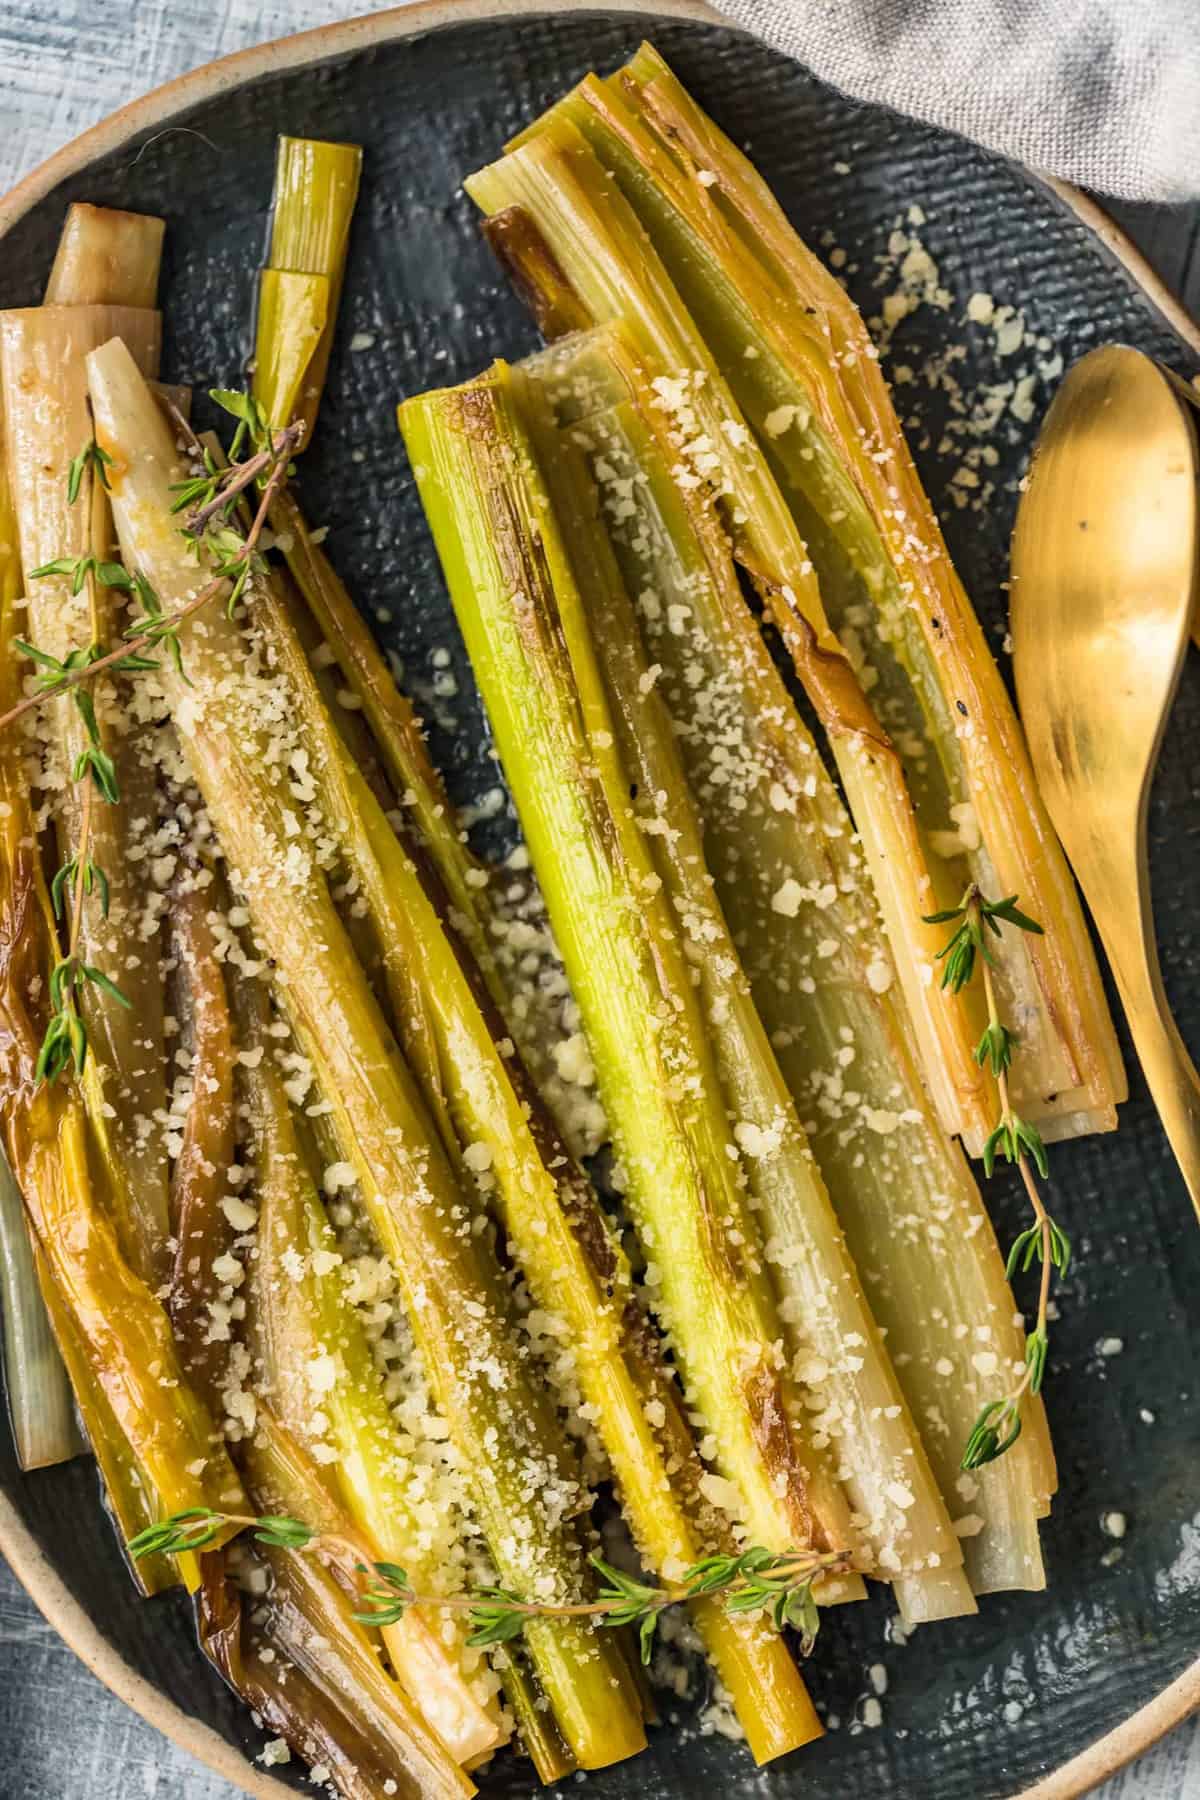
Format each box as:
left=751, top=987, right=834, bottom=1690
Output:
left=716, top=0, right=1200, bottom=201
left=0, top=5, right=1196, bottom=1800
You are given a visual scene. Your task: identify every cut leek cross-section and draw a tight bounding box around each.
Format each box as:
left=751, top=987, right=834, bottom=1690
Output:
left=254, top=135, right=362, bottom=438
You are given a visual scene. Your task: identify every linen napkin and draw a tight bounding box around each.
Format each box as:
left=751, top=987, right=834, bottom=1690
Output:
left=712, top=0, right=1200, bottom=201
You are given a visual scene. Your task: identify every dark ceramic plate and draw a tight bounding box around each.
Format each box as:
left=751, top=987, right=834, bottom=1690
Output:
left=0, top=5, right=1197, bottom=1797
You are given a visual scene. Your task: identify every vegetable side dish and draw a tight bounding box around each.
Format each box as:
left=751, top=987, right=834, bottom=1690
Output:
left=0, top=46, right=1123, bottom=1797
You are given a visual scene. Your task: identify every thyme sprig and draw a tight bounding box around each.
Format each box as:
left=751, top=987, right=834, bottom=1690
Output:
left=129, top=1508, right=846, bottom=1664
left=21, top=430, right=136, bottom=1082
left=66, top=438, right=114, bottom=505
left=924, top=890, right=1043, bottom=995
left=34, top=759, right=132, bottom=1084
left=0, top=401, right=301, bottom=741
left=174, top=391, right=293, bottom=541
left=924, top=884, right=1071, bottom=1469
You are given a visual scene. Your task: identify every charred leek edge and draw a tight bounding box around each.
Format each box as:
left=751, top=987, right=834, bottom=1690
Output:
left=43, top=204, right=165, bottom=309
left=254, top=135, right=362, bottom=438
left=465, top=116, right=990, bottom=1151
left=88, top=336, right=646, bottom=1775
left=236, top=1414, right=476, bottom=1800
left=252, top=563, right=822, bottom=1762
left=400, top=366, right=865, bottom=1603
left=0, top=983, right=247, bottom=1596
left=0, top=301, right=171, bottom=1287
left=573, top=44, right=1125, bottom=1144
left=547, top=334, right=1054, bottom=1595
left=240, top=977, right=507, bottom=1768
left=516, top=352, right=974, bottom=1622
left=196, top=1550, right=476, bottom=1800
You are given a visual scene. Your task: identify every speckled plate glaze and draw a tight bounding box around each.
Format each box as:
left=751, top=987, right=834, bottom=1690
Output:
left=0, top=5, right=1197, bottom=1797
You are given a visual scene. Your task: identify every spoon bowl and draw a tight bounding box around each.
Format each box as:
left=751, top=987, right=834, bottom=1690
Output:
left=1011, top=344, right=1200, bottom=1214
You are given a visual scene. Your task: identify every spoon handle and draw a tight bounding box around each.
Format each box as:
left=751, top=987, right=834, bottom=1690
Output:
left=1092, top=861, right=1200, bottom=1222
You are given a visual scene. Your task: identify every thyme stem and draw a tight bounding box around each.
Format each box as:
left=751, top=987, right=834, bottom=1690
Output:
left=185, top=431, right=296, bottom=538
left=977, top=922, right=1055, bottom=1425
left=0, top=417, right=301, bottom=739
left=128, top=1507, right=848, bottom=1664
left=68, top=778, right=93, bottom=960
left=925, top=884, right=1069, bottom=1468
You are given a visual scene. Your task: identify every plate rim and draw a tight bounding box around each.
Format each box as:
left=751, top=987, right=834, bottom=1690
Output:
left=0, top=4, right=1195, bottom=1797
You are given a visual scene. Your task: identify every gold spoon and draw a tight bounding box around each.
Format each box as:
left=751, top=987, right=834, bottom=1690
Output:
left=1011, top=344, right=1200, bottom=1218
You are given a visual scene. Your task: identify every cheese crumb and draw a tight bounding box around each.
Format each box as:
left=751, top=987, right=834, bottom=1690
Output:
left=865, top=958, right=892, bottom=993
left=771, top=878, right=804, bottom=918
left=220, top=1196, right=257, bottom=1233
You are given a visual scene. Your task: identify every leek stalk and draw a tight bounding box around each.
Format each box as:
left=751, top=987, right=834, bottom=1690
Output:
left=465, top=120, right=992, bottom=1150
left=241, top=976, right=508, bottom=1769
left=253, top=136, right=362, bottom=439
left=544, top=45, right=1126, bottom=1145
left=0, top=893, right=248, bottom=1591
left=0, top=447, right=183, bottom=1571
left=399, top=366, right=863, bottom=1600
left=33, top=1255, right=174, bottom=1594
left=249, top=558, right=824, bottom=1759
left=516, top=352, right=973, bottom=1621
left=0, top=252, right=242, bottom=1577
left=88, top=334, right=647, bottom=1774
left=0, top=302, right=171, bottom=1285
left=540, top=336, right=1055, bottom=1593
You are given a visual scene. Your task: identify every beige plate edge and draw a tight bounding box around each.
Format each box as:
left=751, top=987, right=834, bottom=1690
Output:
left=0, top=3, right=1195, bottom=1796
